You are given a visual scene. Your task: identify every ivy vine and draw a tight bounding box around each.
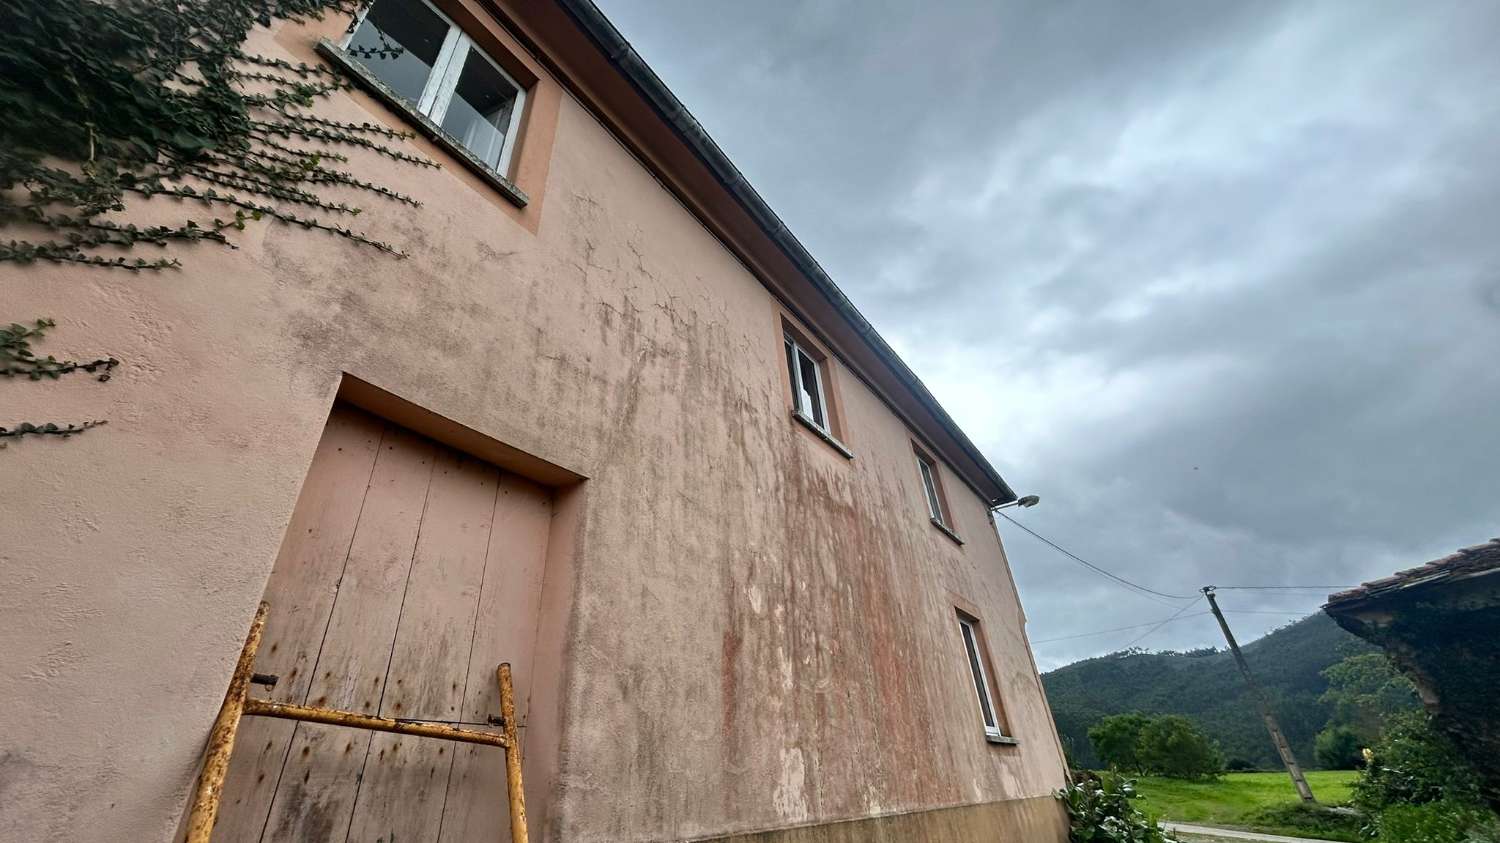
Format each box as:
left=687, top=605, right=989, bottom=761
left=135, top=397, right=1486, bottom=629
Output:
left=0, top=0, right=432, bottom=447
left=0, top=0, right=433, bottom=270
left=1, top=318, right=114, bottom=448
left=2, top=319, right=118, bottom=381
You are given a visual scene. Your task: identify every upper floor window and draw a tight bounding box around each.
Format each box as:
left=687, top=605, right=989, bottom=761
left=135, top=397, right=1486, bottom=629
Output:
left=785, top=333, right=830, bottom=434
left=957, top=612, right=1008, bottom=740
left=916, top=450, right=947, bottom=526
left=344, top=0, right=526, bottom=176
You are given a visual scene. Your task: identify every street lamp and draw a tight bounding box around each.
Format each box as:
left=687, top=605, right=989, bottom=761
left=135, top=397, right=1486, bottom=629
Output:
left=992, top=494, right=1039, bottom=512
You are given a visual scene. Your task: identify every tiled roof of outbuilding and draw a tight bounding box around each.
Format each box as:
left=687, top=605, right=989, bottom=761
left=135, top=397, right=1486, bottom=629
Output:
left=1325, top=538, right=1500, bottom=609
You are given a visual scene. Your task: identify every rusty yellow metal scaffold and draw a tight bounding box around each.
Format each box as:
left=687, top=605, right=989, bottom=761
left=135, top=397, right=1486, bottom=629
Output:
left=183, top=601, right=529, bottom=843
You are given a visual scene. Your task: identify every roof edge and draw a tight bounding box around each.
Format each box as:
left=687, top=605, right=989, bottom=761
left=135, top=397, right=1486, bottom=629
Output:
left=551, top=0, right=1017, bottom=505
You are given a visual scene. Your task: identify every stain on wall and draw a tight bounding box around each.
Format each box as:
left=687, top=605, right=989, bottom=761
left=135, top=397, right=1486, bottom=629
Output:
left=0, top=9, right=1066, bottom=843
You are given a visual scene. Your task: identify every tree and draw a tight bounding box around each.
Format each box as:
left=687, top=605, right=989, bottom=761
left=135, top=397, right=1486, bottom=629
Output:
left=1089, top=713, right=1151, bottom=773
left=1137, top=715, right=1224, bottom=780
left=1314, top=726, right=1365, bottom=770
left=1320, top=652, right=1419, bottom=742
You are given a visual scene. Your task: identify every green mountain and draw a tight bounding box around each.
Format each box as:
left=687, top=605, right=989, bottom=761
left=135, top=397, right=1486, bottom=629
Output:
left=1042, top=613, right=1375, bottom=770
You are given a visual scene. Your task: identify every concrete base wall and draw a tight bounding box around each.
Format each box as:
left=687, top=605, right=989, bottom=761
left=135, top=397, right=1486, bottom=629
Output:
left=699, top=796, right=1068, bottom=843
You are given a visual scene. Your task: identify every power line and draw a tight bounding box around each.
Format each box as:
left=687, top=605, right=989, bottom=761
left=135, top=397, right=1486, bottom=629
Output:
left=1119, top=596, right=1204, bottom=650
left=1228, top=609, right=1319, bottom=616
left=996, top=512, right=1198, bottom=603
left=1212, top=585, right=1353, bottom=591
left=1031, top=611, right=1212, bottom=645
left=1038, top=606, right=1320, bottom=645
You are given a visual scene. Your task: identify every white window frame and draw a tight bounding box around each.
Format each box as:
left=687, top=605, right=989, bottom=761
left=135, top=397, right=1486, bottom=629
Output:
left=342, top=0, right=527, bottom=177
left=916, top=452, right=947, bottom=526
left=785, top=334, right=831, bottom=434
left=959, top=614, right=1004, bottom=739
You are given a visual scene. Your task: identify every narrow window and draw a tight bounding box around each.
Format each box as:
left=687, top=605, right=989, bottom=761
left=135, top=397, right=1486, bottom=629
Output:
left=958, top=614, right=1004, bottom=739
left=784, top=335, right=829, bottom=432
left=344, top=0, right=527, bottom=175
left=917, top=452, right=947, bottom=526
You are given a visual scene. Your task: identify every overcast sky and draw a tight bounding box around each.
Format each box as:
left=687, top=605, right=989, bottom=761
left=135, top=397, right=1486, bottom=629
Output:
left=598, top=0, right=1500, bottom=669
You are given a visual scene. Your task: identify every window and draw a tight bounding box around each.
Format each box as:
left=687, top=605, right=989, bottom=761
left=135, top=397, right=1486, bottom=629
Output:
left=958, top=613, right=1005, bottom=740
left=916, top=451, right=947, bottom=526
left=343, top=0, right=526, bottom=176
left=785, top=334, right=830, bottom=433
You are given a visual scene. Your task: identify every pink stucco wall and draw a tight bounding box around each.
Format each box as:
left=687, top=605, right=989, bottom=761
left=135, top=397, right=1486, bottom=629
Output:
left=0, top=7, right=1066, bottom=842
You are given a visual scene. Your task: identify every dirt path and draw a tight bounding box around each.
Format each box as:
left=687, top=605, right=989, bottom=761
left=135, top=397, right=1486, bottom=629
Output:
left=1163, top=821, right=1347, bottom=842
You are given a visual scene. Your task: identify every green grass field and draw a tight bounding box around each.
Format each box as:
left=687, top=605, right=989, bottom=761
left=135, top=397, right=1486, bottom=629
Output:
left=1131, top=770, right=1362, bottom=840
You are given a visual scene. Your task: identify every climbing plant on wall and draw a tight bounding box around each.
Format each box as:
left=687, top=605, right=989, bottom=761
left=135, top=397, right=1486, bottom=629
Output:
left=0, top=0, right=431, bottom=444
left=1, top=318, right=116, bottom=446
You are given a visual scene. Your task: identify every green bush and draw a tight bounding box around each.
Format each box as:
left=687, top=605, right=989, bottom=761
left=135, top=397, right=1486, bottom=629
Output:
left=1090, top=714, right=1152, bottom=774
left=1137, top=715, right=1225, bottom=780
left=1375, top=800, right=1500, bottom=843
left=1248, top=804, right=1363, bottom=842
left=1057, top=773, right=1179, bottom=842
left=1089, top=713, right=1224, bottom=780
left=1354, top=711, right=1484, bottom=812
left=1316, top=725, right=1367, bottom=770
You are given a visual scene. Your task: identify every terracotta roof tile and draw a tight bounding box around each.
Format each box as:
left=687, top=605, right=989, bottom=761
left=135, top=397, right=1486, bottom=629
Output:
left=1325, top=538, right=1500, bottom=608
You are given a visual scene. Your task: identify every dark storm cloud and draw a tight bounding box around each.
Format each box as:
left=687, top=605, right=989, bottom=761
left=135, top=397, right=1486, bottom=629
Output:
left=598, top=0, right=1500, bottom=668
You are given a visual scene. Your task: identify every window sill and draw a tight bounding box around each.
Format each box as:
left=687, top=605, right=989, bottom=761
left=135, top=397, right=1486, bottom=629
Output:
left=316, top=38, right=529, bottom=209
left=791, top=410, right=853, bottom=460
left=931, top=517, right=964, bottom=546
left=986, top=734, right=1020, bottom=746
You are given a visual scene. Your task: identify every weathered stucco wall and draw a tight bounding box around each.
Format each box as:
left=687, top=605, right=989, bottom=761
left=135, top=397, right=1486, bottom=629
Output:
left=0, top=7, right=1066, bottom=842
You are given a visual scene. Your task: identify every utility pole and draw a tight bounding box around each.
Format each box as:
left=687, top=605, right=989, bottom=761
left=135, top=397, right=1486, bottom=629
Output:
left=1202, top=586, right=1316, bottom=804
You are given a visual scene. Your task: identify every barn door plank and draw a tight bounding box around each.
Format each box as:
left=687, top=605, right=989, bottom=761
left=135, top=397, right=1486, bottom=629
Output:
left=440, top=472, right=553, bottom=842
left=344, top=450, right=500, bottom=843
left=259, top=425, right=437, bottom=842
left=213, top=406, right=383, bottom=841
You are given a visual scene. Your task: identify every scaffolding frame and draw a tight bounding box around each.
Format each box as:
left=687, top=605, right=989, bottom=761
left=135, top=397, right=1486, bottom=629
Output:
left=184, top=601, right=529, bottom=843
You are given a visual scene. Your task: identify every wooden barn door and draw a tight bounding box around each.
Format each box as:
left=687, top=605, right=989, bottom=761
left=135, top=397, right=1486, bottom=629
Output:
left=211, top=404, right=552, bottom=842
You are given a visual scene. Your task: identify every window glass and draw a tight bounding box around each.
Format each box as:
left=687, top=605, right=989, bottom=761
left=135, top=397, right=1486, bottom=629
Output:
left=347, top=0, right=450, bottom=103
left=796, top=348, right=825, bottom=428
left=439, top=48, right=521, bottom=169
left=960, top=619, right=1000, bottom=732
left=919, top=456, right=944, bottom=523
left=785, top=339, right=800, bottom=411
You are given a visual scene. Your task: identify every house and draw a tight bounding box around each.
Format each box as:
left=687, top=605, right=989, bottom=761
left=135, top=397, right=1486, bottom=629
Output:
left=0, top=0, right=1069, bottom=840
left=1324, top=539, right=1500, bottom=811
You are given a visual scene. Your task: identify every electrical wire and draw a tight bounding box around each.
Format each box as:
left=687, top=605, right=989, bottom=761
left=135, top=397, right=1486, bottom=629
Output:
left=1212, top=585, right=1353, bottom=591
left=1031, top=611, right=1212, bottom=644
left=1031, top=606, right=1318, bottom=648
left=996, top=512, right=1198, bottom=603
left=1118, top=596, right=1204, bottom=650
left=1226, top=609, right=1320, bottom=616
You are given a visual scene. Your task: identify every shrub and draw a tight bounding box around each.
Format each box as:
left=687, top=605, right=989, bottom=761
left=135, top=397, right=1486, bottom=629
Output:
left=1090, top=713, right=1152, bottom=774
left=1354, top=711, right=1484, bottom=812
left=1315, top=725, right=1366, bottom=770
left=1248, top=804, right=1363, bottom=843
left=1225, top=758, right=1257, bottom=772
left=1057, top=772, right=1179, bottom=843
left=1137, top=715, right=1224, bottom=780
left=1375, top=800, right=1500, bottom=843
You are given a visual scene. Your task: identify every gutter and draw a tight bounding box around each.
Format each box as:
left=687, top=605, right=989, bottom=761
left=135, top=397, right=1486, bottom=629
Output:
left=553, top=0, right=1018, bottom=505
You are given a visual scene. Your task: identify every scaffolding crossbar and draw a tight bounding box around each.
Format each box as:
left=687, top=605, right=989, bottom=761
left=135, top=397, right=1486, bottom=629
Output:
left=183, top=601, right=529, bottom=843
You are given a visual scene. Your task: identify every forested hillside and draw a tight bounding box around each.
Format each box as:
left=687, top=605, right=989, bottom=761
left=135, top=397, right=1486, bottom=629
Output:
left=1043, top=613, right=1374, bottom=770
